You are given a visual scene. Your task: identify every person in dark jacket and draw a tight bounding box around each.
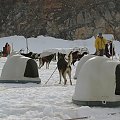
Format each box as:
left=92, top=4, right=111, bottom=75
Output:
left=104, top=42, right=111, bottom=58
left=3, top=43, right=11, bottom=57
left=109, top=41, right=115, bottom=56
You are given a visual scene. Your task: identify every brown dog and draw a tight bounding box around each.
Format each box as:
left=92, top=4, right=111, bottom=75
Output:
left=57, top=51, right=72, bottom=85
left=39, top=53, right=56, bottom=69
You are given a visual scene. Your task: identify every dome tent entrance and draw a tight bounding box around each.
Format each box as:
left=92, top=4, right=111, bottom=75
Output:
left=73, top=55, right=120, bottom=107
left=0, top=54, right=41, bottom=84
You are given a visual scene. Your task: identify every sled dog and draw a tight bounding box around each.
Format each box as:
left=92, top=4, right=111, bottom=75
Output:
left=57, top=52, right=72, bottom=85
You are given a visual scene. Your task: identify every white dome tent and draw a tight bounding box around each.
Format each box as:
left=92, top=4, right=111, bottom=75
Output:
left=0, top=54, right=41, bottom=83
left=73, top=55, right=120, bottom=107
left=74, top=54, right=95, bottom=79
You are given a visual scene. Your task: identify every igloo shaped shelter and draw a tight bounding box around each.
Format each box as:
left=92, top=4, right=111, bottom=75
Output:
left=74, top=54, right=95, bottom=79
left=0, top=54, right=41, bottom=84
left=73, top=55, right=120, bottom=107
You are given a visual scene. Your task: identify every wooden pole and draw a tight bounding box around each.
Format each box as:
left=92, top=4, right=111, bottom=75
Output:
left=11, top=43, right=14, bottom=52
left=26, top=38, right=29, bottom=53
left=112, top=40, right=113, bottom=60
left=111, top=36, right=114, bottom=60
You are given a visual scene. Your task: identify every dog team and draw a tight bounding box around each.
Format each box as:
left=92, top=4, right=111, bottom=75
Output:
left=0, top=33, right=116, bottom=85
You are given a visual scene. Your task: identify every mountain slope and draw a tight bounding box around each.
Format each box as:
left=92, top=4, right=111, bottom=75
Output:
left=0, top=0, right=120, bottom=40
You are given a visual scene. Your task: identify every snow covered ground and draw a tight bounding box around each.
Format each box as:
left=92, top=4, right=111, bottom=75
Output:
left=0, top=35, right=120, bottom=120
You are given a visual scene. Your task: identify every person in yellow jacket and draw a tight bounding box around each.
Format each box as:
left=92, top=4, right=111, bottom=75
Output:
left=95, top=33, right=107, bottom=56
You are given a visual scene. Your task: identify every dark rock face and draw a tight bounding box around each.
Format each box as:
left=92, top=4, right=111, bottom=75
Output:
left=0, top=0, right=120, bottom=40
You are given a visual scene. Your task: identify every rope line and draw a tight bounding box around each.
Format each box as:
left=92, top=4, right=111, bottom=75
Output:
left=42, top=66, right=57, bottom=86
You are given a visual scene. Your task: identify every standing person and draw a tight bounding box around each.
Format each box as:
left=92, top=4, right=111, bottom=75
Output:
left=95, top=33, right=107, bottom=56
left=109, top=40, right=115, bottom=56
left=104, top=42, right=111, bottom=58
left=7, top=43, right=11, bottom=55
left=5, top=43, right=11, bottom=56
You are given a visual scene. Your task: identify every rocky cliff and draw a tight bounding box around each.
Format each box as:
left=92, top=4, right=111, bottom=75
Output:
left=0, top=0, right=120, bottom=40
